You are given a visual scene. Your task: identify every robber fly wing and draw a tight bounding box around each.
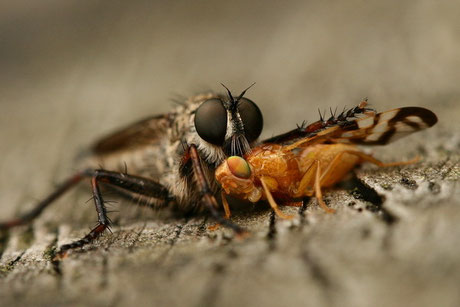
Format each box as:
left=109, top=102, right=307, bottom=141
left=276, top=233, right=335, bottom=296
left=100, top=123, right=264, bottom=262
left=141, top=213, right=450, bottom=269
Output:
left=92, top=114, right=170, bottom=154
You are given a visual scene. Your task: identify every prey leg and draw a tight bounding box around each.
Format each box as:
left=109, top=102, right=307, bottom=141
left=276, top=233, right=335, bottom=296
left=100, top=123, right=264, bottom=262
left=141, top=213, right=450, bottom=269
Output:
left=221, top=191, right=232, bottom=219
left=207, top=192, right=232, bottom=231
left=345, top=151, right=420, bottom=167
left=309, top=149, right=418, bottom=213
left=260, top=177, right=294, bottom=219
left=293, top=160, right=335, bottom=213
left=310, top=151, right=361, bottom=213
left=313, top=161, right=336, bottom=213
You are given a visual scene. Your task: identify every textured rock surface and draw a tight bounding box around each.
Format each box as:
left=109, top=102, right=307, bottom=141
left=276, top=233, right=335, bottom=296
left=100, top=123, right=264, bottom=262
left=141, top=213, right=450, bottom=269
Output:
left=1, top=1, right=459, bottom=306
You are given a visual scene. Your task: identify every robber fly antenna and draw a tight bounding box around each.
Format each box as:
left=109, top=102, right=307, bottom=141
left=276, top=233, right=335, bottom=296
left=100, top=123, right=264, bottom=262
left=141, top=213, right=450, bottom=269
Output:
left=236, top=82, right=256, bottom=102
left=221, top=83, right=256, bottom=111
left=220, top=83, right=235, bottom=102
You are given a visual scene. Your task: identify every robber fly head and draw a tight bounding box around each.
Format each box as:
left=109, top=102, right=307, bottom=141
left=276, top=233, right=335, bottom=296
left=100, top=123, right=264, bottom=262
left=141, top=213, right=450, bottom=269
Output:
left=194, top=83, right=263, bottom=157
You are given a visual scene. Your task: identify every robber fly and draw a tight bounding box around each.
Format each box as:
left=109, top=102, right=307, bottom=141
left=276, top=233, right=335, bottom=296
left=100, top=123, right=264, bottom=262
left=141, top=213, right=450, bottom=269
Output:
left=215, top=100, right=438, bottom=218
left=0, top=84, right=263, bottom=255
left=0, top=85, right=437, bottom=256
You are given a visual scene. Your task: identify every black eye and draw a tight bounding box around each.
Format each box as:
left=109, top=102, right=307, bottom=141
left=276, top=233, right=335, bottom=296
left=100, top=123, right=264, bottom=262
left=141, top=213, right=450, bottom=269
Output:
left=238, top=98, right=263, bottom=142
left=194, top=98, right=228, bottom=145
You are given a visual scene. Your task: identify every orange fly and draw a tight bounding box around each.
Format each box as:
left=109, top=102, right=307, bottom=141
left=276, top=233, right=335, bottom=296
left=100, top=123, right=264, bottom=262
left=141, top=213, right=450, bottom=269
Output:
left=215, top=100, right=437, bottom=218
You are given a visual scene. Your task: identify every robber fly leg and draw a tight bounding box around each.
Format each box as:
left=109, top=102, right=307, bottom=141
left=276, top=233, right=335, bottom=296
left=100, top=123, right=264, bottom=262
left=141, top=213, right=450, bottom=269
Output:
left=58, top=169, right=170, bottom=255
left=1, top=168, right=171, bottom=255
left=58, top=175, right=109, bottom=255
left=0, top=171, right=87, bottom=230
left=188, top=145, right=246, bottom=235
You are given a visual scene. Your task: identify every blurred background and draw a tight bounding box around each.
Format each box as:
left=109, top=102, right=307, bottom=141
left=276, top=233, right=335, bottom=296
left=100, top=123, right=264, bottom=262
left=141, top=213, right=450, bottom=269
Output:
left=1, top=2, right=460, bottom=306
left=0, top=0, right=459, bottom=218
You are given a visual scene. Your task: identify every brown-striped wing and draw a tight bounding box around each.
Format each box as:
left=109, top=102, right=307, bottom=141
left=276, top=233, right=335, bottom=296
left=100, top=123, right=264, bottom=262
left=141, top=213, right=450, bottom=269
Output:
left=92, top=114, right=171, bottom=154
left=334, top=106, right=437, bottom=145
left=284, top=107, right=437, bottom=150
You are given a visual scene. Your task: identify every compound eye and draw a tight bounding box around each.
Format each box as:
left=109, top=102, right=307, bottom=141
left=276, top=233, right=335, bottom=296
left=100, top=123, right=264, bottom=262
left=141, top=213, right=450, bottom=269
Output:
left=227, top=156, right=251, bottom=179
left=238, top=98, right=263, bottom=142
left=194, top=98, right=228, bottom=145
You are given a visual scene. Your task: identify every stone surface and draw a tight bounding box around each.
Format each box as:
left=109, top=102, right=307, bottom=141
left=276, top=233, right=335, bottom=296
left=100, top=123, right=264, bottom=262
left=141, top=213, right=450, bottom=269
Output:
left=1, top=1, right=459, bottom=306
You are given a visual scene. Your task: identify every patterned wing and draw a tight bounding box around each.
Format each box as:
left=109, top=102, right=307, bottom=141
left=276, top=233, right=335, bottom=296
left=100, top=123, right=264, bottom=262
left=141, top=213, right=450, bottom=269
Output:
left=333, top=106, right=437, bottom=145
left=261, top=100, right=376, bottom=145
left=283, top=105, right=437, bottom=150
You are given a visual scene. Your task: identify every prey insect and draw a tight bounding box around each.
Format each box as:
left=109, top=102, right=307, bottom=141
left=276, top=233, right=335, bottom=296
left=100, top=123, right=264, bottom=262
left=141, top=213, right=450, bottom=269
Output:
left=215, top=100, right=438, bottom=218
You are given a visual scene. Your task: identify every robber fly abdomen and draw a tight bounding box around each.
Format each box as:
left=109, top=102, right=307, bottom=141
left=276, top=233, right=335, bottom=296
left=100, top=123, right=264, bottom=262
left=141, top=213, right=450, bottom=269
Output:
left=0, top=85, right=263, bottom=256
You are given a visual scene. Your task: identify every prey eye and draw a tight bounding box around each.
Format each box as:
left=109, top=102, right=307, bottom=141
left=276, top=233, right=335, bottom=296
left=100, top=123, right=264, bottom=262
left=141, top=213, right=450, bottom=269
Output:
left=238, top=98, right=263, bottom=142
left=194, top=98, right=228, bottom=145
left=227, top=156, right=251, bottom=179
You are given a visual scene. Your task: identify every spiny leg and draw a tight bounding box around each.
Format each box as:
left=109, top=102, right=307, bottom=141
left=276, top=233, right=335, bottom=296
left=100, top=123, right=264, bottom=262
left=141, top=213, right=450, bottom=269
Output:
left=0, top=171, right=87, bottom=230
left=58, top=169, right=171, bottom=255
left=58, top=176, right=109, bottom=255
left=260, top=177, right=294, bottom=219
left=0, top=168, right=171, bottom=255
left=188, top=145, right=245, bottom=235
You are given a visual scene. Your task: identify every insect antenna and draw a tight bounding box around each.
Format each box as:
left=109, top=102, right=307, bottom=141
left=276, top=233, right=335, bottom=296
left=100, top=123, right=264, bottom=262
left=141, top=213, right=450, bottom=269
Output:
left=235, top=82, right=256, bottom=102
left=221, top=82, right=256, bottom=111
left=220, top=83, right=235, bottom=102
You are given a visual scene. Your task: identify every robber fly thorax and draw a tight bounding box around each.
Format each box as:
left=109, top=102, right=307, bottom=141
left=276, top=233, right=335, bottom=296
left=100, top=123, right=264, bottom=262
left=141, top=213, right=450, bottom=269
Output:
left=84, top=86, right=262, bottom=211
